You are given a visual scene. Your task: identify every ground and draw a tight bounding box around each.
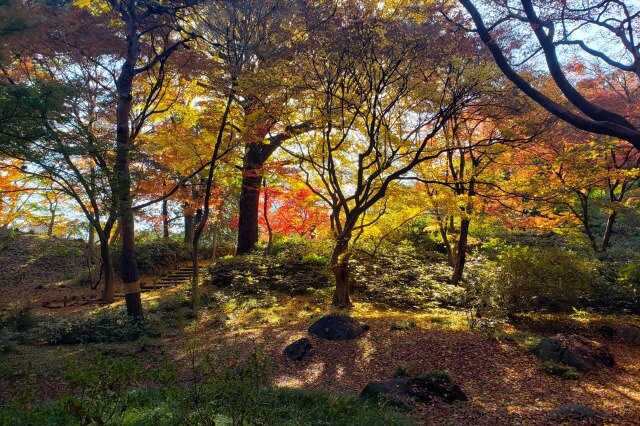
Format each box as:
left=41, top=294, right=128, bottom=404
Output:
left=1, top=234, right=639, bottom=425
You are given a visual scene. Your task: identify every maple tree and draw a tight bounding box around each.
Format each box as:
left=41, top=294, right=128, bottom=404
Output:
left=501, top=123, right=640, bottom=252
left=284, top=4, right=486, bottom=306
left=458, top=0, right=640, bottom=149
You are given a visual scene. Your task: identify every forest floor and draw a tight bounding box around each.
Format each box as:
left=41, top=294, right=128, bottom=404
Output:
left=1, top=233, right=640, bottom=425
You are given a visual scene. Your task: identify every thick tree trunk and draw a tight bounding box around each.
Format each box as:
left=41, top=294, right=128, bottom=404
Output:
left=451, top=218, right=470, bottom=285
left=331, top=238, right=352, bottom=307
left=236, top=145, right=263, bottom=254
left=601, top=211, right=618, bottom=252
left=114, top=36, right=142, bottom=317
left=184, top=213, right=194, bottom=244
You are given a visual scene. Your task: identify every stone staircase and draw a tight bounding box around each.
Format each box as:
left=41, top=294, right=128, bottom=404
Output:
left=114, top=263, right=207, bottom=297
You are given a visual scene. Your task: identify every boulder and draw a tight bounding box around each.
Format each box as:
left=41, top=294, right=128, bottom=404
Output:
left=617, top=326, right=640, bottom=345
left=361, top=374, right=467, bottom=409
left=284, top=338, right=313, bottom=361
left=361, top=378, right=413, bottom=410
left=597, top=324, right=640, bottom=344
left=552, top=403, right=605, bottom=419
left=308, top=314, right=369, bottom=340
left=535, top=334, right=614, bottom=371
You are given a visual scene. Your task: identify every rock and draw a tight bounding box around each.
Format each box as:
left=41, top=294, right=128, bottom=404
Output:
left=552, top=403, right=605, bottom=419
left=284, top=338, right=313, bottom=361
left=597, top=324, right=640, bottom=344
left=308, top=314, right=369, bottom=340
left=360, top=374, right=467, bottom=409
left=617, top=326, right=640, bottom=344
left=596, top=325, right=616, bottom=339
left=412, top=375, right=468, bottom=403
left=535, top=334, right=614, bottom=371
left=361, top=378, right=413, bottom=409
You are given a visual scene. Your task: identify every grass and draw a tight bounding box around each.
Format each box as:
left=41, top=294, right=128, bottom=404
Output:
left=503, top=331, right=542, bottom=353
left=540, top=361, right=583, bottom=380
left=0, top=386, right=411, bottom=426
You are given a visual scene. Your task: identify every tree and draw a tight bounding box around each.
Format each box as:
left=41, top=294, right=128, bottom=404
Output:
left=285, top=6, right=480, bottom=307
left=458, top=0, right=640, bottom=149
left=503, top=123, right=640, bottom=252
left=85, top=0, right=197, bottom=316
left=1, top=0, right=198, bottom=313
left=194, top=0, right=319, bottom=255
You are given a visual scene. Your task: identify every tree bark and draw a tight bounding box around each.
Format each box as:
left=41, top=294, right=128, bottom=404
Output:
left=331, top=238, right=352, bottom=307
left=263, top=179, right=273, bottom=255
left=236, top=122, right=313, bottom=254
left=184, top=213, right=194, bottom=244
left=47, top=202, right=56, bottom=237
left=601, top=210, right=618, bottom=252
left=451, top=218, right=470, bottom=285
left=162, top=196, right=169, bottom=239
left=113, top=3, right=142, bottom=317
left=236, top=143, right=263, bottom=254
left=99, top=236, right=115, bottom=303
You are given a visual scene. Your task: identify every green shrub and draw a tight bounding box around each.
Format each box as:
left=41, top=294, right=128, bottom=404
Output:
left=351, top=243, right=464, bottom=310
left=616, top=261, right=640, bottom=309
left=503, top=331, right=542, bottom=353
left=494, top=246, right=600, bottom=315
left=404, top=217, right=447, bottom=254
left=421, top=370, right=454, bottom=382
left=112, top=238, right=190, bottom=277
left=393, top=364, right=411, bottom=377
left=390, top=320, right=416, bottom=331
left=540, top=361, right=582, bottom=380
left=0, top=303, right=37, bottom=332
left=477, top=237, right=508, bottom=259
left=256, top=388, right=411, bottom=426
left=0, top=402, right=75, bottom=426
left=37, top=309, right=155, bottom=344
left=135, top=239, right=189, bottom=274
left=63, top=354, right=143, bottom=425
left=209, top=247, right=332, bottom=295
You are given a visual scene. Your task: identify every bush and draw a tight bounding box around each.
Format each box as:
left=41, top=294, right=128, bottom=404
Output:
left=135, top=239, right=190, bottom=274
left=112, top=238, right=190, bottom=276
left=404, top=217, right=447, bottom=254
left=63, top=354, right=144, bottom=425
left=351, top=243, right=464, bottom=310
left=495, top=246, right=600, bottom=316
left=0, top=303, right=37, bottom=332
left=209, top=244, right=332, bottom=295
left=37, top=309, right=156, bottom=344
left=616, top=261, right=640, bottom=308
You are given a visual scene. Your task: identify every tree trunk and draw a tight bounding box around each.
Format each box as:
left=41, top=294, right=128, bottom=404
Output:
left=211, top=219, right=219, bottom=261
left=601, top=210, right=618, bottom=252
left=184, top=213, right=194, bottom=244
left=162, top=198, right=169, bottom=238
left=263, top=179, right=273, bottom=255
left=114, top=29, right=142, bottom=317
left=438, top=220, right=454, bottom=267
left=99, top=237, right=115, bottom=303
left=451, top=218, right=470, bottom=285
left=47, top=205, right=56, bottom=237
left=331, top=238, right=352, bottom=307
left=191, top=239, right=200, bottom=309
left=236, top=145, right=263, bottom=254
